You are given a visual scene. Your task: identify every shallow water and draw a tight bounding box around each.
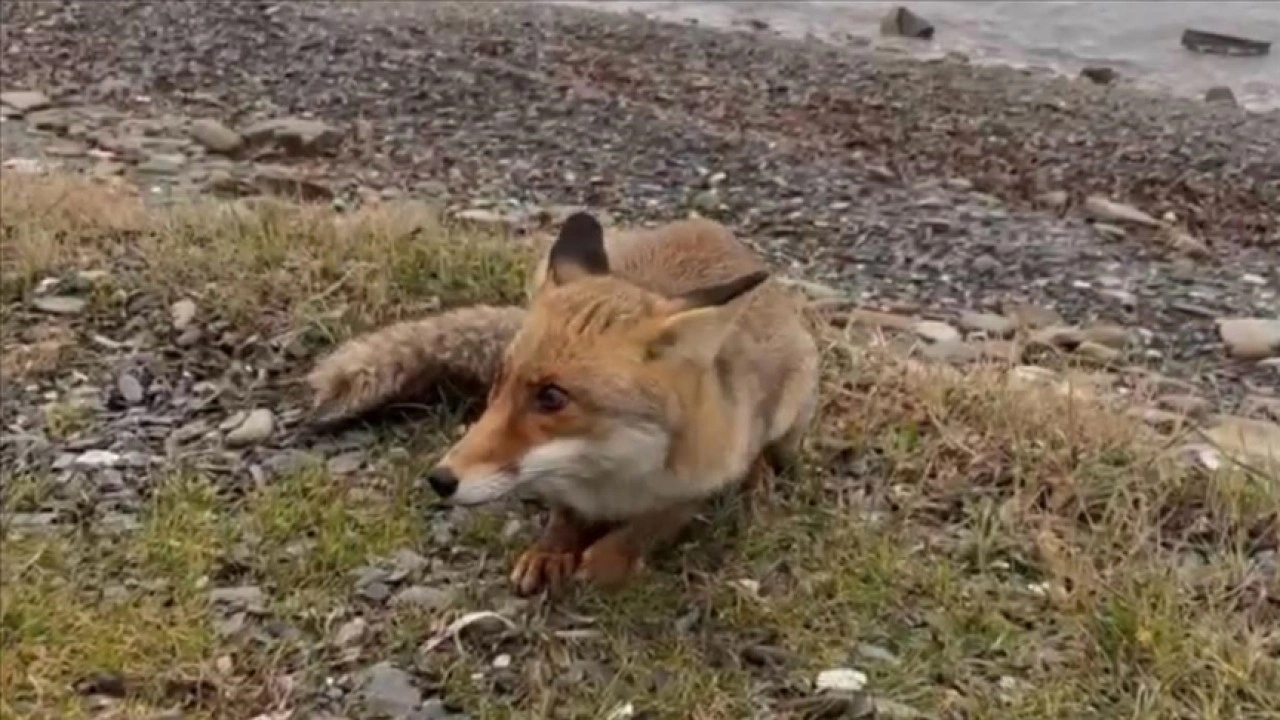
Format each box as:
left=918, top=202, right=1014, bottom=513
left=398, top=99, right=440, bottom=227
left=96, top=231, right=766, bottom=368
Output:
left=556, top=1, right=1280, bottom=111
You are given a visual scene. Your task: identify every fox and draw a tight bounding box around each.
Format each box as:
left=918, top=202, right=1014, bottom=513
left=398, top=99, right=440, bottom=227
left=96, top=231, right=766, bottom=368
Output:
left=306, top=212, right=821, bottom=596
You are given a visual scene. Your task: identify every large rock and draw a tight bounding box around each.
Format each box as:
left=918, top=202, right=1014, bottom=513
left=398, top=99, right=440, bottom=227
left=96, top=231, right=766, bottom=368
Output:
left=1217, top=317, right=1280, bottom=360
left=242, top=116, right=341, bottom=156
left=879, top=7, right=934, bottom=39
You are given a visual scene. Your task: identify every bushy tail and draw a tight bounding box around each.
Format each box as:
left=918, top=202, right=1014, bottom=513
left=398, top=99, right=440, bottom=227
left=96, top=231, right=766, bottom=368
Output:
left=306, top=304, right=526, bottom=425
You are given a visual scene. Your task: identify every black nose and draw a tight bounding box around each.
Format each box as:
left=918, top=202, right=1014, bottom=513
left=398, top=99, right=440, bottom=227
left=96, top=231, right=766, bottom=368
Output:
left=426, top=466, right=459, bottom=498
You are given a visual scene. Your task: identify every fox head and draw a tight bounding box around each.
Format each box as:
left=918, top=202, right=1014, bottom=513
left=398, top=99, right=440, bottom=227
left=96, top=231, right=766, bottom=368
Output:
left=424, top=212, right=768, bottom=518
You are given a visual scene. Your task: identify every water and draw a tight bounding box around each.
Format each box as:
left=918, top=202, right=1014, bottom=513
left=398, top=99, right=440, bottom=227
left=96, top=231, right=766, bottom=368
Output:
left=556, top=1, right=1280, bottom=111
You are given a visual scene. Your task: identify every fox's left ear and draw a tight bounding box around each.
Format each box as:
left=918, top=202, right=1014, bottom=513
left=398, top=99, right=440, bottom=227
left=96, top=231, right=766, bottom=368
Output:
left=649, top=270, right=769, bottom=364
left=539, top=212, right=610, bottom=290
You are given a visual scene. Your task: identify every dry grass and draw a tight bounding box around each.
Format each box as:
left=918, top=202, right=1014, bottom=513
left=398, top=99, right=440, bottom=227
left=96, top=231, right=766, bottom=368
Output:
left=1, top=173, right=1278, bottom=720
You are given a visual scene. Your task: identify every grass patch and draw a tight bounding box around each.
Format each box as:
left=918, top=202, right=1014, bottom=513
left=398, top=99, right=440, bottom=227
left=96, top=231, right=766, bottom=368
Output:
left=1, top=173, right=1278, bottom=719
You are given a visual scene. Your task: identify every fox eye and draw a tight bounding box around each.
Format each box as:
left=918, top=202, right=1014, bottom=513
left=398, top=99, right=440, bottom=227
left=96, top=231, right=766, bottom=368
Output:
left=532, top=383, right=570, bottom=413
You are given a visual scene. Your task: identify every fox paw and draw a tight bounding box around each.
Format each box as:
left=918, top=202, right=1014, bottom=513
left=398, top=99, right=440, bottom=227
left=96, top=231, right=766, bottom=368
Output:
left=574, top=541, right=644, bottom=590
left=510, top=548, right=579, bottom=597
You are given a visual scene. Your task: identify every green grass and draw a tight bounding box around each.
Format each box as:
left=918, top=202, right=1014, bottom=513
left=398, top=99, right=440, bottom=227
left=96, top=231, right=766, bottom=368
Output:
left=1, top=173, right=1277, bottom=720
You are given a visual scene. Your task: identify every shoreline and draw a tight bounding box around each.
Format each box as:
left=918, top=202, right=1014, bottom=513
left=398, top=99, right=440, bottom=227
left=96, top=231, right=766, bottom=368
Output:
left=561, top=0, right=1280, bottom=114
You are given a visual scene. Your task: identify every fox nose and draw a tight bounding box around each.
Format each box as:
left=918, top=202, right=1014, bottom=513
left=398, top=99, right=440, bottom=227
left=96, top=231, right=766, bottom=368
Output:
left=426, top=466, right=459, bottom=499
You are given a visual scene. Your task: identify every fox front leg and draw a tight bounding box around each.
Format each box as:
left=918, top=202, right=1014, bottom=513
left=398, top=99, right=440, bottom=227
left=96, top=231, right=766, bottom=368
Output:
left=510, top=505, right=608, bottom=597
left=574, top=501, right=702, bottom=590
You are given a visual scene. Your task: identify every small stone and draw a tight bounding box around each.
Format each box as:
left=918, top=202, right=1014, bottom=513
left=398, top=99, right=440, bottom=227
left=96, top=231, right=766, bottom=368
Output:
left=1029, top=325, right=1084, bottom=350
left=816, top=667, right=868, bottom=693
left=242, top=116, right=342, bottom=156
left=957, top=311, right=1016, bottom=338
left=1200, top=416, right=1280, bottom=472
left=175, top=326, right=203, bottom=347
left=874, top=698, right=926, bottom=719
left=879, top=6, right=934, bottom=39
left=1099, top=288, right=1137, bottom=308
left=1217, top=317, right=1280, bottom=360
left=333, top=617, right=368, bottom=647
left=357, top=662, right=422, bottom=718
left=1080, top=66, right=1116, bottom=84
left=224, top=409, right=275, bottom=447
left=1081, top=323, right=1133, bottom=349
left=911, top=320, right=961, bottom=344
left=209, top=585, right=266, bottom=612
left=32, top=295, right=87, bottom=315
left=189, top=118, right=243, bottom=154
left=327, top=451, right=364, bottom=475
left=1005, top=303, right=1062, bottom=330
left=136, top=153, right=186, bottom=175
left=117, top=372, right=145, bottom=406
left=1205, top=86, right=1237, bottom=106
left=1034, top=190, right=1069, bottom=211
left=843, top=309, right=916, bottom=332
left=855, top=643, right=900, bottom=666
left=921, top=340, right=981, bottom=364
left=1074, top=341, right=1122, bottom=364
left=391, top=548, right=430, bottom=576
left=453, top=208, right=508, bottom=228
left=493, top=653, right=512, bottom=669
left=1, top=90, right=51, bottom=113
left=1092, top=222, right=1128, bottom=241
left=1157, top=394, right=1213, bottom=418
left=170, top=299, right=198, bottom=330
left=1083, top=196, right=1161, bottom=227
left=391, top=585, right=455, bottom=611
left=74, top=450, right=122, bottom=469
left=252, top=165, right=334, bottom=202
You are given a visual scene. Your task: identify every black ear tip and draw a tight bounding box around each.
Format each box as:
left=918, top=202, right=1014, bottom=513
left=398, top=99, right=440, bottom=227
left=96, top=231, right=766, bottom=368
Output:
left=559, top=212, right=603, bottom=240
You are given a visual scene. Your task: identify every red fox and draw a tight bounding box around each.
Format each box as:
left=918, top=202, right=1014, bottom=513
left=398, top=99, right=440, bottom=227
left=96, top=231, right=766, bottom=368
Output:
left=307, top=212, right=821, bottom=595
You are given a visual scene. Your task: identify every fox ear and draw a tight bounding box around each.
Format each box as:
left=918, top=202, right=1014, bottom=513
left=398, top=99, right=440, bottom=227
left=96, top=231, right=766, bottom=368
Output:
left=649, top=270, right=769, bottom=364
left=543, top=212, right=609, bottom=288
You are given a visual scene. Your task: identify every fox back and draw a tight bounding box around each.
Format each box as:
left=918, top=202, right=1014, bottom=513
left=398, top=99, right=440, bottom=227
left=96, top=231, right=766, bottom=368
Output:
left=429, top=213, right=820, bottom=521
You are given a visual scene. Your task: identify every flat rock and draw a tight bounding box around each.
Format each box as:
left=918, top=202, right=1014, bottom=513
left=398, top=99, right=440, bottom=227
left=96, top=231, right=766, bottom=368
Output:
left=1073, top=340, right=1122, bottom=365
left=189, top=118, right=243, bottom=154
left=136, top=153, right=186, bottom=175
left=326, top=451, right=364, bottom=475
left=1083, top=195, right=1161, bottom=227
left=957, top=311, right=1015, bottom=338
left=1217, top=317, right=1280, bottom=360
left=1080, top=66, right=1116, bottom=85
left=357, top=662, right=422, bottom=718
left=74, top=450, right=122, bottom=469
left=32, top=295, right=87, bottom=315
left=1, top=90, right=51, bottom=113
left=224, top=409, right=275, bottom=447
